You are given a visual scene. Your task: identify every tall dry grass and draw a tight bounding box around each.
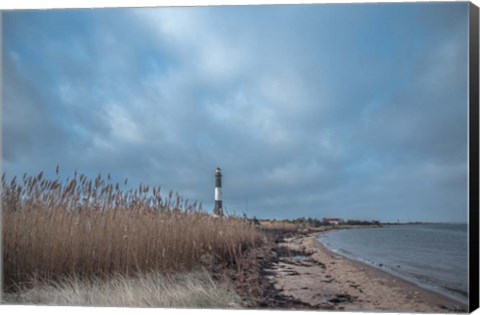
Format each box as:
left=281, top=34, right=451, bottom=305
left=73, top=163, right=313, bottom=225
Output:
left=2, top=270, right=241, bottom=308
left=2, top=170, right=264, bottom=291
left=258, top=220, right=302, bottom=233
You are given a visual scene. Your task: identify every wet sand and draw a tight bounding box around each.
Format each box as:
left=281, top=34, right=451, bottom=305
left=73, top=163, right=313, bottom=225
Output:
left=264, top=230, right=468, bottom=312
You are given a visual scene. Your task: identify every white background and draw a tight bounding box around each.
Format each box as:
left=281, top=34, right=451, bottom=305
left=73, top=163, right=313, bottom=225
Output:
left=0, top=1, right=478, bottom=315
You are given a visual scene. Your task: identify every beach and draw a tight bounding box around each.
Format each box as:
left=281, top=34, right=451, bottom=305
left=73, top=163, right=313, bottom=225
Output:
left=263, top=229, right=468, bottom=312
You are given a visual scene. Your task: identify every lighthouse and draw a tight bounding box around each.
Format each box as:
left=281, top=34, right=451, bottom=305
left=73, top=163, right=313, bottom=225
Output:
left=214, top=167, right=223, bottom=216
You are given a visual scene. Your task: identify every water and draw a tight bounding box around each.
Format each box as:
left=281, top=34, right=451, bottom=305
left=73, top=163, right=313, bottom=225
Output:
left=291, top=255, right=310, bottom=261
left=317, top=224, right=468, bottom=304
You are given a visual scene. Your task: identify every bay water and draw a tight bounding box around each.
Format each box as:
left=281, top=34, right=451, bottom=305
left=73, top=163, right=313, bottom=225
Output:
left=317, top=224, right=468, bottom=304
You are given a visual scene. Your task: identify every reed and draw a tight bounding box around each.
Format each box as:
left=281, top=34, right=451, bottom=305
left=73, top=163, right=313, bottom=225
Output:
left=2, top=170, right=263, bottom=291
left=258, top=220, right=302, bottom=233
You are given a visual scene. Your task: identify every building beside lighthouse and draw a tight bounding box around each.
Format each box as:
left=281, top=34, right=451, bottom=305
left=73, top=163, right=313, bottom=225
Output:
left=214, top=167, right=223, bottom=216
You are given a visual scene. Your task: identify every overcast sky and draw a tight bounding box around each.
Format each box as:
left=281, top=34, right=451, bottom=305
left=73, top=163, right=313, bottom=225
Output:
left=2, top=3, right=469, bottom=222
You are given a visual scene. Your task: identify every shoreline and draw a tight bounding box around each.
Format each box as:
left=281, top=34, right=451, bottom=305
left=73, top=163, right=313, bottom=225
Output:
left=264, top=227, right=467, bottom=312
left=316, top=226, right=469, bottom=306
left=314, top=230, right=469, bottom=309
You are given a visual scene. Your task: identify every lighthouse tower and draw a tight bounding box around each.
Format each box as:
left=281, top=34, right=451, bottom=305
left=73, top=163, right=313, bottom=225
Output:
left=214, top=167, right=223, bottom=216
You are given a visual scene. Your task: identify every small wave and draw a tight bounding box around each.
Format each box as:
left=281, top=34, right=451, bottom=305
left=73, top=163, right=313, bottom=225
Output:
left=442, top=286, right=468, bottom=297
left=337, top=248, right=353, bottom=256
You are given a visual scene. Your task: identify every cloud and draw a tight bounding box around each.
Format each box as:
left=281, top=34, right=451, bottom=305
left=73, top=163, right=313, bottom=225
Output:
left=2, top=3, right=469, bottom=222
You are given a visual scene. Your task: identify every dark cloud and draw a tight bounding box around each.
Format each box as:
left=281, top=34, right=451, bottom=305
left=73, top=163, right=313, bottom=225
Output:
left=2, top=3, right=469, bottom=222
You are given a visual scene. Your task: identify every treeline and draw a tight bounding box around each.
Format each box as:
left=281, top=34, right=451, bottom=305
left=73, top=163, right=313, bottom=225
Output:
left=247, top=216, right=381, bottom=227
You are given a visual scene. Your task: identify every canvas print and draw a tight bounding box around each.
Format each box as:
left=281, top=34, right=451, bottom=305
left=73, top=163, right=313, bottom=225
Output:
left=1, top=2, right=477, bottom=313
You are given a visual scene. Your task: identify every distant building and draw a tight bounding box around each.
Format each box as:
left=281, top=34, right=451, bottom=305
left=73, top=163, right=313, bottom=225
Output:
left=323, top=218, right=343, bottom=225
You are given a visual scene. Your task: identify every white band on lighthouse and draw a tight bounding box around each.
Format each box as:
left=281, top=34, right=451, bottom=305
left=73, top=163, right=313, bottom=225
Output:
left=215, top=187, right=222, bottom=201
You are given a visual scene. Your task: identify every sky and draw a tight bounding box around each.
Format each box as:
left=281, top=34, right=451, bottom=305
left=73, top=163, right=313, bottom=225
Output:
left=1, top=3, right=470, bottom=222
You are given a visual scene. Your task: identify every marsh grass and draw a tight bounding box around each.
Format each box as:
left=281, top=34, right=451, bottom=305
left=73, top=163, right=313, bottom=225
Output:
left=258, top=220, right=302, bottom=233
left=2, top=170, right=263, bottom=292
left=2, top=270, right=241, bottom=308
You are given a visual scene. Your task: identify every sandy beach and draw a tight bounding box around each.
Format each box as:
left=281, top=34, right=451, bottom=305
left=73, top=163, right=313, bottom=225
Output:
left=263, top=229, right=468, bottom=312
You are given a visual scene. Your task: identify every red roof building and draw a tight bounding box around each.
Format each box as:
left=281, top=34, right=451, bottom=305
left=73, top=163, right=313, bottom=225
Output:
left=323, top=218, right=343, bottom=225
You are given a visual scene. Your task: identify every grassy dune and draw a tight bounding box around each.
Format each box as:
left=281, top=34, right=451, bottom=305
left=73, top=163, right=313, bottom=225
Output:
left=258, top=220, right=303, bottom=233
left=2, top=270, right=241, bottom=308
left=2, top=170, right=264, bottom=307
